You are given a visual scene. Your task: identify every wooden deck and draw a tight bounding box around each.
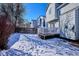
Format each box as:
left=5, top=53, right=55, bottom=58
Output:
left=39, top=32, right=60, bottom=40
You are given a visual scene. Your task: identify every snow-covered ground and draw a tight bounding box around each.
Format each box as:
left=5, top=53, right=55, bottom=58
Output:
left=7, top=33, right=20, bottom=48
left=0, top=33, right=79, bottom=56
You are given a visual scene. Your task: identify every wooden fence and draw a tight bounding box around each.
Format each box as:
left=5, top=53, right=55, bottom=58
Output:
left=15, top=27, right=37, bottom=34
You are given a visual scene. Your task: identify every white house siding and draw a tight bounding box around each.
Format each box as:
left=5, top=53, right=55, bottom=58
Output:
left=60, top=3, right=79, bottom=40
left=46, top=3, right=59, bottom=32
left=46, top=4, right=58, bottom=23
left=37, top=16, right=47, bottom=34
left=55, top=21, right=60, bottom=33
left=60, top=3, right=79, bottom=14
left=38, top=16, right=46, bottom=27
left=31, top=20, right=38, bottom=28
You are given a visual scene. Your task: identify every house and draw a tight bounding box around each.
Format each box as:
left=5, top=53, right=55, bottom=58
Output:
left=58, top=3, right=79, bottom=40
left=31, top=20, right=38, bottom=28
left=45, top=3, right=79, bottom=40
left=37, top=16, right=46, bottom=28
left=46, top=3, right=62, bottom=32
left=37, top=16, right=48, bottom=34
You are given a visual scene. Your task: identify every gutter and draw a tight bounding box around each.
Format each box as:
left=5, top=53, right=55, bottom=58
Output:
left=57, top=3, right=69, bottom=10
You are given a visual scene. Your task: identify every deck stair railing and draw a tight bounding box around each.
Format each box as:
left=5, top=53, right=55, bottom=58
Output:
left=38, top=27, right=60, bottom=35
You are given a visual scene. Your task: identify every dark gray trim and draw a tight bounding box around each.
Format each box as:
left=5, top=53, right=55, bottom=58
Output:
left=57, top=3, right=69, bottom=10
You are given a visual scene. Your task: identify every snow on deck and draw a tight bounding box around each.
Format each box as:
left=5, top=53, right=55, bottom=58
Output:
left=10, top=34, right=79, bottom=56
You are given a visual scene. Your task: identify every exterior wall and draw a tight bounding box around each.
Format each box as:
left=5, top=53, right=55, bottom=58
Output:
left=48, top=23, right=50, bottom=28
left=31, top=20, right=38, bottom=28
left=75, top=7, right=79, bottom=39
left=60, top=3, right=79, bottom=14
left=46, top=3, right=60, bottom=33
left=55, top=21, right=60, bottom=33
left=46, top=4, right=58, bottom=23
left=50, top=23, right=54, bottom=29
left=60, top=3, right=79, bottom=40
left=60, top=9, right=75, bottom=40
left=38, top=16, right=46, bottom=27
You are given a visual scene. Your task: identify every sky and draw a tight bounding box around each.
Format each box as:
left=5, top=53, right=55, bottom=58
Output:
left=23, top=3, right=48, bottom=22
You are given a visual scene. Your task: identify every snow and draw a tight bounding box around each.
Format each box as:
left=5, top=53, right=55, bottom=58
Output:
left=0, top=48, right=32, bottom=56
left=0, top=33, right=79, bottom=56
left=11, top=35, right=56, bottom=56
left=7, top=33, right=20, bottom=48
left=11, top=34, right=79, bottom=56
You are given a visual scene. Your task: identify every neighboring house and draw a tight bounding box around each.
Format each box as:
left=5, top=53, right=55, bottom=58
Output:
left=37, top=16, right=46, bottom=28
left=31, top=20, right=38, bottom=28
left=58, top=3, right=79, bottom=40
left=46, top=3, right=61, bottom=32
left=37, top=16, right=48, bottom=34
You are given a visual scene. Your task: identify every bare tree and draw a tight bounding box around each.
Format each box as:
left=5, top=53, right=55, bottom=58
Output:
left=0, top=3, right=25, bottom=50
left=14, top=3, right=25, bottom=26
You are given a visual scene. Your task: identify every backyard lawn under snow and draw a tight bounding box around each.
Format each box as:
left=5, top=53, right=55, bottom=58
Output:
left=0, top=33, right=79, bottom=56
